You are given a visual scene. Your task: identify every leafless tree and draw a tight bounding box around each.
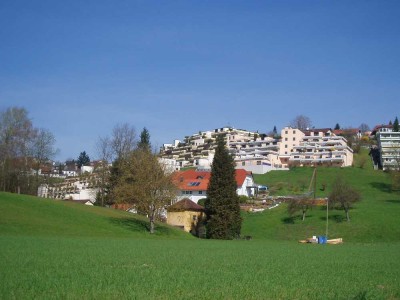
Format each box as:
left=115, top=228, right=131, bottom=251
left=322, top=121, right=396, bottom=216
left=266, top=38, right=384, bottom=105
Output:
left=329, top=176, right=361, bottom=222
left=0, top=107, right=34, bottom=192
left=290, top=115, right=312, bottom=130
left=287, top=197, right=313, bottom=221
left=359, top=123, right=370, bottom=134
left=112, top=149, right=177, bottom=233
left=95, top=136, right=113, bottom=206
left=30, top=128, right=58, bottom=177
left=111, top=123, right=136, bottom=160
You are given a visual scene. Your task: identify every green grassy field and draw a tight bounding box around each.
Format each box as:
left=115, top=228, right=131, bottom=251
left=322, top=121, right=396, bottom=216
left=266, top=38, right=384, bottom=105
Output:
left=1, top=158, right=400, bottom=299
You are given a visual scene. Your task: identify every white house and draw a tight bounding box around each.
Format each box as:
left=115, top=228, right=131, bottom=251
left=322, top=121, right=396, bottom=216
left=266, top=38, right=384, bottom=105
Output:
left=173, top=168, right=256, bottom=204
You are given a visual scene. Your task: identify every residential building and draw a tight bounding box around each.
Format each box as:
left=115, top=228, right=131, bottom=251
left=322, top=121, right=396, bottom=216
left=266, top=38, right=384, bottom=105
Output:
left=166, top=198, right=204, bottom=232
left=173, top=168, right=256, bottom=203
left=286, top=127, right=354, bottom=167
left=38, top=174, right=100, bottom=202
left=159, top=127, right=258, bottom=168
left=373, top=125, right=400, bottom=170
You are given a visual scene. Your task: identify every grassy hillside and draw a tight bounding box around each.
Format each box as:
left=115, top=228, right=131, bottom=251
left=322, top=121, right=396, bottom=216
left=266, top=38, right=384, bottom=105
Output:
left=1, top=161, right=400, bottom=299
left=0, top=192, right=190, bottom=239
left=242, top=152, right=400, bottom=242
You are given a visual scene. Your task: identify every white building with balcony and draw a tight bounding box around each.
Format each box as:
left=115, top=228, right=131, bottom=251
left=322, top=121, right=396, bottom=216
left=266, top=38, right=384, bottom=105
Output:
left=375, top=126, right=400, bottom=170
left=280, top=127, right=353, bottom=167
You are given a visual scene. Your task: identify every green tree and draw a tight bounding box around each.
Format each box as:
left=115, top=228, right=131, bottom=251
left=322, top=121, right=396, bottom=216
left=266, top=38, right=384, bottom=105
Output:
left=138, top=127, right=151, bottom=151
left=112, top=149, right=176, bottom=233
left=205, top=135, right=242, bottom=239
left=77, top=151, right=90, bottom=168
left=393, top=116, right=399, bottom=132
left=334, top=123, right=340, bottom=130
left=329, top=176, right=361, bottom=222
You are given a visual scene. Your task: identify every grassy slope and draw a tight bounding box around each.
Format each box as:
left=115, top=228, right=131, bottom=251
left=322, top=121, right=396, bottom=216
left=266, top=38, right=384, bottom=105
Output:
left=1, top=155, right=400, bottom=299
left=243, top=150, right=400, bottom=242
left=0, top=192, right=190, bottom=239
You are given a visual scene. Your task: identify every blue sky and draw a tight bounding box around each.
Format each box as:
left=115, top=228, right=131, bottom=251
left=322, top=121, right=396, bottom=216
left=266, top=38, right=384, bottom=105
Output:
left=1, top=0, right=399, bottom=161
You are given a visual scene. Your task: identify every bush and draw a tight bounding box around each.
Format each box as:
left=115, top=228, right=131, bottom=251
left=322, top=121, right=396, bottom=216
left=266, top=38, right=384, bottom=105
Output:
left=239, top=195, right=249, bottom=204
left=197, top=198, right=207, bottom=207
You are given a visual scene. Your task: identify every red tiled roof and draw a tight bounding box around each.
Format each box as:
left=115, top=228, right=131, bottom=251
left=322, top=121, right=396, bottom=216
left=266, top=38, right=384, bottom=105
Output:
left=371, top=124, right=393, bottom=136
left=167, top=198, right=204, bottom=212
left=333, top=129, right=360, bottom=136
left=173, top=169, right=252, bottom=191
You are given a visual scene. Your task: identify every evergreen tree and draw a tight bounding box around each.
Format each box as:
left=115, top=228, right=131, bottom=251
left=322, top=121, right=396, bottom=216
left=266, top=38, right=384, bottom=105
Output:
left=205, top=135, right=242, bottom=239
left=393, top=116, right=399, bottom=132
left=273, top=126, right=277, bottom=135
left=77, top=151, right=90, bottom=168
left=138, top=127, right=151, bottom=151
left=334, top=123, right=340, bottom=130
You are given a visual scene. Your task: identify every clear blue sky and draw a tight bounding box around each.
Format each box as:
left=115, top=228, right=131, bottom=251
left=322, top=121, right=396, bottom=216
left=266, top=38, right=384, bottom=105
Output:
left=1, top=0, right=399, bottom=161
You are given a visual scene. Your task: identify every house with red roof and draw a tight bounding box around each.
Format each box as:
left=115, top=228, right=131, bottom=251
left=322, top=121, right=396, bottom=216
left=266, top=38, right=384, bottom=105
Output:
left=173, top=168, right=256, bottom=203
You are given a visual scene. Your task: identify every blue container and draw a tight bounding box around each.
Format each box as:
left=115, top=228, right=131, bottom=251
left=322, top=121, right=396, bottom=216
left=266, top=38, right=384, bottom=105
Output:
left=318, top=236, right=327, bottom=244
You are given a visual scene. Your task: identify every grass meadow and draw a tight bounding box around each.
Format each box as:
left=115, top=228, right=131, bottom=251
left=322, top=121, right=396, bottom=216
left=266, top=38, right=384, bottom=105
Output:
left=1, top=153, right=400, bottom=299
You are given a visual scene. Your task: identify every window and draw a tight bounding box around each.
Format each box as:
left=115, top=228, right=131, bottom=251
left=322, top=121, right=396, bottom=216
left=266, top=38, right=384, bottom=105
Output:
left=285, top=131, right=288, bottom=134
left=285, top=145, right=288, bottom=148
left=257, top=161, right=261, bottom=165
left=199, top=191, right=203, bottom=195
left=293, top=130, right=296, bottom=134
left=242, top=162, right=245, bottom=166
left=293, top=137, right=296, bottom=141
left=193, top=215, right=197, bottom=221
left=285, top=138, right=288, bottom=141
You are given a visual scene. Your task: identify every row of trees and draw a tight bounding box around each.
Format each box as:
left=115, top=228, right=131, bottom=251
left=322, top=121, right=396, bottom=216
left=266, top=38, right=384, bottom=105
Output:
left=0, top=107, right=57, bottom=194
left=287, top=176, right=361, bottom=223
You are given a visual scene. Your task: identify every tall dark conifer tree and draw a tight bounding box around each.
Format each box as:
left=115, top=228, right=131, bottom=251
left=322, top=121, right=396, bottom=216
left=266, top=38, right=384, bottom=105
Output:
left=138, top=127, right=151, bottom=152
left=393, top=116, right=399, bottom=132
left=205, top=135, right=242, bottom=239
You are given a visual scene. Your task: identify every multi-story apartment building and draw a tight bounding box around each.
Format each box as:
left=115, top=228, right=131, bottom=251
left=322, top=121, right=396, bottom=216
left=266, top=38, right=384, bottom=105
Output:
left=229, top=135, right=286, bottom=173
left=374, top=125, right=400, bottom=170
left=161, top=126, right=354, bottom=174
left=160, top=127, right=258, bottom=168
left=282, top=127, right=353, bottom=167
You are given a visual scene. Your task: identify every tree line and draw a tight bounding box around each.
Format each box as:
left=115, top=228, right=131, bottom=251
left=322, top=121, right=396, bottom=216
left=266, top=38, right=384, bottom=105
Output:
left=0, top=107, right=57, bottom=194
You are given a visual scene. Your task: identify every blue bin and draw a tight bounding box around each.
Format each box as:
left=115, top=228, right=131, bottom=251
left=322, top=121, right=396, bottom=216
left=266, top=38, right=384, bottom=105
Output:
left=318, top=236, right=327, bottom=244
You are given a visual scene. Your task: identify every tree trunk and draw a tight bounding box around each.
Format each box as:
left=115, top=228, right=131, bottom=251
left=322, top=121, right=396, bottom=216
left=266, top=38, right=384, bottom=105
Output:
left=302, top=209, right=306, bottom=221
left=345, top=208, right=350, bottom=222
left=149, top=207, right=155, bottom=234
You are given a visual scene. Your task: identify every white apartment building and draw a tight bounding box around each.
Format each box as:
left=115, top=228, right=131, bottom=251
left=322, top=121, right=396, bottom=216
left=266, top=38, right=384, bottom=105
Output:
left=38, top=175, right=99, bottom=202
left=161, top=126, right=354, bottom=174
left=160, top=127, right=257, bottom=168
left=230, top=136, right=287, bottom=173
left=281, top=127, right=353, bottom=167
left=375, top=126, right=400, bottom=170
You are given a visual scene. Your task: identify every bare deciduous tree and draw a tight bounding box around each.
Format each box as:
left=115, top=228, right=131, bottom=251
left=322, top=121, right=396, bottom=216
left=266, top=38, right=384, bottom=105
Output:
left=95, top=136, right=113, bottom=206
left=0, top=107, right=34, bottom=192
left=287, top=197, right=313, bottom=221
left=31, top=128, right=58, bottom=177
left=290, top=115, right=312, bottom=130
left=329, top=176, right=361, bottom=222
left=111, top=123, right=136, bottom=160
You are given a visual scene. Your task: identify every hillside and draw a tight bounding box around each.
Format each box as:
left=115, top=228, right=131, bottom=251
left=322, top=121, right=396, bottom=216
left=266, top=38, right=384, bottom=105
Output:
left=242, top=152, right=400, bottom=242
left=0, top=192, right=190, bottom=239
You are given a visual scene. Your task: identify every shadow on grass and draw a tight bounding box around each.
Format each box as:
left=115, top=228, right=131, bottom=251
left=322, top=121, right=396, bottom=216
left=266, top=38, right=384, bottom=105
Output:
left=353, top=291, right=367, bottom=300
left=281, top=215, right=312, bottom=224
left=320, top=214, right=346, bottom=223
left=108, top=217, right=173, bottom=235
left=370, top=182, right=392, bottom=193
left=386, top=199, right=400, bottom=204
